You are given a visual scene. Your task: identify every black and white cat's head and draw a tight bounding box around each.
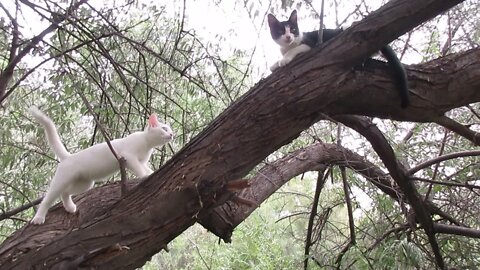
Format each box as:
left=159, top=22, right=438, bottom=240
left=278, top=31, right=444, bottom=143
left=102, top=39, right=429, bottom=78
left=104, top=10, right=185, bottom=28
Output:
left=267, top=10, right=301, bottom=48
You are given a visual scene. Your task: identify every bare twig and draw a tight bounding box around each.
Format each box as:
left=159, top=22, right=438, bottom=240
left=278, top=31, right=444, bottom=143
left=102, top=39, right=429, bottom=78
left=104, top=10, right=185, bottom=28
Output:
left=76, top=86, right=129, bottom=196
left=425, top=128, right=449, bottom=200
left=304, top=169, right=328, bottom=270
left=412, top=177, right=480, bottom=190
left=408, top=150, right=480, bottom=176
left=318, top=0, right=325, bottom=45
left=335, top=166, right=356, bottom=267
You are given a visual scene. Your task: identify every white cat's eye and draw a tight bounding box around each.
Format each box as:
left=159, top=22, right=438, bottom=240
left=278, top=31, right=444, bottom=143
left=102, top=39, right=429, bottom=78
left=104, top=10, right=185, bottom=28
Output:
left=161, top=126, right=169, bottom=132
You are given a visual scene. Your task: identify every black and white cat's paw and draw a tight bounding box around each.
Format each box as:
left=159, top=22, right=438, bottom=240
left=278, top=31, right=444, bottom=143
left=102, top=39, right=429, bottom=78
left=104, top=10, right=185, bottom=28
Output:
left=270, top=56, right=293, bottom=72
left=277, top=56, right=293, bottom=67
left=270, top=62, right=280, bottom=71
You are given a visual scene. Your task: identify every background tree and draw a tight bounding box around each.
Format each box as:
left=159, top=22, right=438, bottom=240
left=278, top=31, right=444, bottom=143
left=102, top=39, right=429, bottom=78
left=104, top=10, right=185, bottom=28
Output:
left=0, top=0, right=479, bottom=269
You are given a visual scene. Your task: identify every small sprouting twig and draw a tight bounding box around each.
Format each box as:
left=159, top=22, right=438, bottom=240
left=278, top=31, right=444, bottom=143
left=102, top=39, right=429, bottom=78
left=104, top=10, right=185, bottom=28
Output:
left=77, top=88, right=129, bottom=196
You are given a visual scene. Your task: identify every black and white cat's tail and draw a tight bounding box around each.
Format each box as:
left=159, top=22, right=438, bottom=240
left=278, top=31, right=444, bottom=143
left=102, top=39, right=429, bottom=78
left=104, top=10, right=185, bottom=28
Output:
left=380, top=46, right=410, bottom=108
left=29, top=106, right=71, bottom=161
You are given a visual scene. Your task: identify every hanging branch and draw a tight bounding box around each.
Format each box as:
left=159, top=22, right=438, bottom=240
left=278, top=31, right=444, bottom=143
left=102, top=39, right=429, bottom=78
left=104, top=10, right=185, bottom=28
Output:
left=304, top=168, right=329, bottom=270
left=335, top=166, right=356, bottom=267
left=318, top=0, right=325, bottom=45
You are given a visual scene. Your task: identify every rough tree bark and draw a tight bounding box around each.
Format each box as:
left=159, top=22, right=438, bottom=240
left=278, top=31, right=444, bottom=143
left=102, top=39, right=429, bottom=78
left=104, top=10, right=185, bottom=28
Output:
left=0, top=0, right=476, bottom=269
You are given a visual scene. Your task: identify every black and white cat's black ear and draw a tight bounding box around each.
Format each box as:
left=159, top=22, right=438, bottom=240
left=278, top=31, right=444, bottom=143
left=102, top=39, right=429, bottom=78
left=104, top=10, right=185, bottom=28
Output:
left=267, top=13, right=279, bottom=28
left=288, top=10, right=297, bottom=23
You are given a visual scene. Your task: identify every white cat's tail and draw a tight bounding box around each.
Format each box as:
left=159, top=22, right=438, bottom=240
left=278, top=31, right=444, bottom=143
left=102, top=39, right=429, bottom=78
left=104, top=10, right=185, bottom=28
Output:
left=29, top=106, right=71, bottom=161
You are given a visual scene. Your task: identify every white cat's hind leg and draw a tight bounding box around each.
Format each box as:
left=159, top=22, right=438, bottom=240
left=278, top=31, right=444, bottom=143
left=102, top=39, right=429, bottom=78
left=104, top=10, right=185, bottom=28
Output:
left=61, top=194, right=76, bottom=213
left=31, top=168, right=77, bottom=225
left=61, top=179, right=94, bottom=214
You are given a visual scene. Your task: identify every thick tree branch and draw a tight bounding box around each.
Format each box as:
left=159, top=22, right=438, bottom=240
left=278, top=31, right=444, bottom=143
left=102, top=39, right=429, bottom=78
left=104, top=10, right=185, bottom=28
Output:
left=433, top=223, right=480, bottom=239
left=198, top=141, right=398, bottom=241
left=434, top=115, right=480, bottom=146
left=0, top=0, right=469, bottom=268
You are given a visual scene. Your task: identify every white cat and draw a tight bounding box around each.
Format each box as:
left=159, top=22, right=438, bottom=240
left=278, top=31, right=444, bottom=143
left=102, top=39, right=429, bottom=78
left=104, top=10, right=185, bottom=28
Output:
left=29, top=106, right=174, bottom=224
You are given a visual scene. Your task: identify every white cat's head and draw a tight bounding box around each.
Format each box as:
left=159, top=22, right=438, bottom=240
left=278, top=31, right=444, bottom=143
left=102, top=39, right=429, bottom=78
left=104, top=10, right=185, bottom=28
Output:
left=145, top=113, right=174, bottom=145
left=267, top=10, right=302, bottom=48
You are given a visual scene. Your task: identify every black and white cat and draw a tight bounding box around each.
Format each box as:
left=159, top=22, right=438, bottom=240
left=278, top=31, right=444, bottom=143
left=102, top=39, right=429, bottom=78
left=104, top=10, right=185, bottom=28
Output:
left=29, top=106, right=174, bottom=224
left=267, top=10, right=410, bottom=108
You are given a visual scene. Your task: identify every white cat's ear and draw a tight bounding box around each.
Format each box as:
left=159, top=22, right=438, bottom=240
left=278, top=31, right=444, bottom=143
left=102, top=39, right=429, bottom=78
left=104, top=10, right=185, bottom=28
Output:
left=267, top=14, right=279, bottom=28
left=289, top=10, right=297, bottom=23
left=148, top=113, right=159, bottom=128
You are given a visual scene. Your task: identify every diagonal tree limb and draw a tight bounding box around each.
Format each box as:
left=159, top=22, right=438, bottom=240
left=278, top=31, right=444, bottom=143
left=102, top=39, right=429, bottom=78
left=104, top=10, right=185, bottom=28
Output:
left=434, top=115, right=480, bottom=146
left=67, top=63, right=130, bottom=197
left=332, top=115, right=445, bottom=269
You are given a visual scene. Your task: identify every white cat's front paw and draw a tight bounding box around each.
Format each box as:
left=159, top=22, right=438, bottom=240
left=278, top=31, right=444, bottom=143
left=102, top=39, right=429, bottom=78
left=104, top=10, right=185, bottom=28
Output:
left=270, top=62, right=280, bottom=72
left=31, top=215, right=45, bottom=225
left=277, top=56, right=293, bottom=67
